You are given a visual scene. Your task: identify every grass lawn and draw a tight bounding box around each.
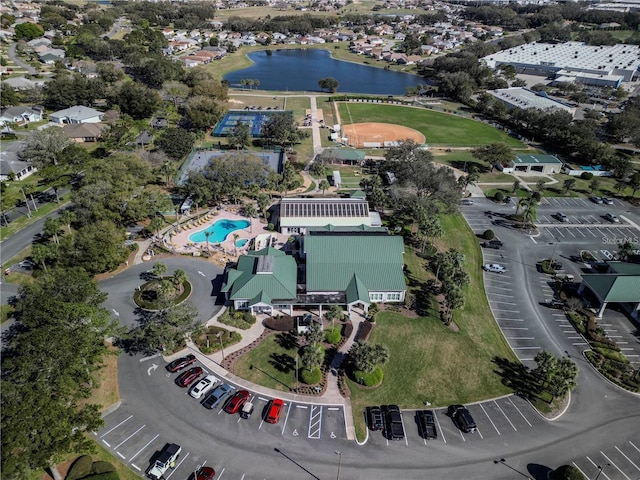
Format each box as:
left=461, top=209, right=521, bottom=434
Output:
left=233, top=333, right=300, bottom=392
left=337, top=103, right=525, bottom=147
left=331, top=165, right=369, bottom=188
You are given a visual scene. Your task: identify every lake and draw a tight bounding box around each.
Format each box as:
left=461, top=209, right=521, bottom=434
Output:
left=223, top=49, right=423, bottom=95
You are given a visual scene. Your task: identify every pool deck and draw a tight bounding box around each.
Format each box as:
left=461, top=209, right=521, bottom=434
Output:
left=164, top=208, right=287, bottom=261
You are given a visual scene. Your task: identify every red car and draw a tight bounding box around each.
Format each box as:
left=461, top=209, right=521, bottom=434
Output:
left=166, top=354, right=196, bottom=372
left=195, top=466, right=215, bottom=480
left=224, top=390, right=250, bottom=414
left=264, top=398, right=284, bottom=424
left=176, top=367, right=203, bottom=387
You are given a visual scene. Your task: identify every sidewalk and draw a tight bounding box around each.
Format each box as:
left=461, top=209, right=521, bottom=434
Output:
left=165, top=309, right=359, bottom=440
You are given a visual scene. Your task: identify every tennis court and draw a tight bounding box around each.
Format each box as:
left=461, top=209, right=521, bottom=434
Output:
left=212, top=110, right=292, bottom=137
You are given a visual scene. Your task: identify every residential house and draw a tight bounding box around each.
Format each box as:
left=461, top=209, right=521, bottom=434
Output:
left=61, top=122, right=107, bottom=142
left=0, top=149, right=36, bottom=181
left=0, top=106, right=44, bottom=126
left=49, top=106, right=104, bottom=124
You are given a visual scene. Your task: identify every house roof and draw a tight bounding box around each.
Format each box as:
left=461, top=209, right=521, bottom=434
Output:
left=607, top=262, right=640, bottom=275
left=581, top=274, right=640, bottom=302
left=304, top=234, right=405, bottom=293
left=514, top=154, right=562, bottom=165
left=50, top=105, right=103, bottom=122
left=61, top=122, right=106, bottom=138
left=221, top=247, right=297, bottom=305
left=0, top=106, right=43, bottom=119
left=0, top=150, right=31, bottom=176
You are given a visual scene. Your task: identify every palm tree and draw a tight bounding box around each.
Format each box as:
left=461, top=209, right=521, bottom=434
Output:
left=31, top=243, right=53, bottom=272
left=257, top=194, right=270, bottom=220
left=349, top=341, right=389, bottom=373
left=233, top=233, right=239, bottom=256
left=59, top=209, right=75, bottom=235
left=521, top=197, right=538, bottom=228
left=319, top=179, right=330, bottom=194
left=204, top=230, right=212, bottom=252
left=171, top=269, right=188, bottom=292
left=512, top=179, right=521, bottom=193
left=150, top=216, right=165, bottom=238
left=304, top=322, right=324, bottom=346
left=44, top=217, right=62, bottom=245
left=618, top=241, right=635, bottom=261
left=150, top=262, right=168, bottom=278
left=301, top=344, right=324, bottom=372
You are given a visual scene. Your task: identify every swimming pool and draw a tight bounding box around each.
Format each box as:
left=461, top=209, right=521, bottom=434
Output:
left=189, top=219, right=250, bottom=244
left=236, top=239, right=249, bottom=248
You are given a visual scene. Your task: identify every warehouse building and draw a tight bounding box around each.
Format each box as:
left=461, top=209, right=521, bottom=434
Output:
left=488, top=87, right=576, bottom=117
left=482, top=42, right=640, bottom=87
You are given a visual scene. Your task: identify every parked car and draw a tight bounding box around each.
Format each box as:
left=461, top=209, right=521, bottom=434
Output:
left=591, top=196, right=603, bottom=204
left=481, top=239, right=503, bottom=249
left=482, top=263, right=506, bottom=273
left=189, top=374, right=218, bottom=399
left=202, top=383, right=232, bottom=409
left=448, top=405, right=477, bottom=433
left=366, top=406, right=384, bottom=431
left=416, top=410, right=437, bottom=440
left=18, top=259, right=35, bottom=269
left=460, top=199, right=474, bottom=206
left=602, top=197, right=613, bottom=205
left=195, top=466, right=216, bottom=480
left=240, top=401, right=255, bottom=419
left=555, top=212, right=568, bottom=223
left=264, top=398, right=284, bottom=423
left=604, top=213, right=620, bottom=223
left=224, top=389, right=250, bottom=414
left=383, top=404, right=405, bottom=441
left=176, top=367, right=203, bottom=388
left=166, top=354, right=197, bottom=373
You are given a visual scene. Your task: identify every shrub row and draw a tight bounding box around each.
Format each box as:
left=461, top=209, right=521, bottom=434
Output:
left=217, top=309, right=256, bottom=330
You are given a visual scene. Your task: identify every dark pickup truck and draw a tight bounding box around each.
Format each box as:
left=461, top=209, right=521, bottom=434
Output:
left=383, top=405, right=405, bottom=441
left=417, top=410, right=437, bottom=440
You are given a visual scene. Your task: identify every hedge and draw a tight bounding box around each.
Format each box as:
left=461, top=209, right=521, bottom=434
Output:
left=352, top=366, right=383, bottom=387
left=85, top=472, right=120, bottom=480
left=264, top=315, right=295, bottom=331
left=300, top=367, right=322, bottom=385
left=66, top=456, right=93, bottom=480
left=90, top=461, right=116, bottom=475
left=324, top=327, right=341, bottom=345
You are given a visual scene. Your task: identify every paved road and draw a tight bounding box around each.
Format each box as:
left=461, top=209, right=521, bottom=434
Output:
left=7, top=42, right=36, bottom=74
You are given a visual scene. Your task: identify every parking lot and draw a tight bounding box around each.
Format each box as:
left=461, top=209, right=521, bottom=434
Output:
left=570, top=440, right=640, bottom=480
left=365, top=394, right=544, bottom=448
left=462, top=197, right=640, bottom=368
left=95, top=357, right=347, bottom=479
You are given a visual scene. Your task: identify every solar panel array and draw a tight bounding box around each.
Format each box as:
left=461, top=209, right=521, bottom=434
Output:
left=281, top=199, right=369, bottom=218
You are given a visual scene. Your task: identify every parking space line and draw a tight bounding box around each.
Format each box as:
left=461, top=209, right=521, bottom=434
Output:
left=165, top=452, right=190, bottom=479
left=128, top=433, right=159, bottom=462
left=296, top=405, right=308, bottom=409
left=217, top=467, right=225, bottom=479
left=507, top=397, right=532, bottom=427
left=586, top=456, right=611, bottom=480
left=131, top=464, right=141, bottom=471
left=600, top=451, right=630, bottom=480
left=100, top=415, right=133, bottom=438
left=479, top=404, right=500, bottom=435
left=617, top=446, right=640, bottom=471
left=433, top=413, right=446, bottom=444
left=493, top=401, right=517, bottom=431
left=117, top=452, right=125, bottom=459
left=572, top=342, right=589, bottom=346
left=513, top=346, right=542, bottom=350
left=114, top=425, right=145, bottom=449
left=574, top=461, right=591, bottom=480
left=281, top=402, right=293, bottom=436
left=476, top=427, right=483, bottom=439
left=501, top=327, right=529, bottom=330
left=506, top=337, right=535, bottom=340
left=258, top=396, right=269, bottom=401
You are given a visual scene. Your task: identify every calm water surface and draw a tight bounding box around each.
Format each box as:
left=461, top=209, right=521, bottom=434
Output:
left=223, top=49, right=422, bottom=95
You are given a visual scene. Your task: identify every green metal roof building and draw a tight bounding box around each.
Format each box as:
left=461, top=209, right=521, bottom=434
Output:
left=222, top=232, right=406, bottom=315
left=304, top=233, right=406, bottom=311
left=579, top=262, right=640, bottom=320
left=317, top=148, right=367, bottom=165
left=221, top=247, right=297, bottom=315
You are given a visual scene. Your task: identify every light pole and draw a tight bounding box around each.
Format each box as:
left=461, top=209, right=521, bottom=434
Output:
left=295, top=354, right=299, bottom=391
left=334, top=450, right=342, bottom=480
left=595, top=463, right=610, bottom=480
left=216, top=331, right=225, bottom=362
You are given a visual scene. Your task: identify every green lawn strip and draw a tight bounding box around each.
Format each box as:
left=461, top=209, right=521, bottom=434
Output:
left=337, top=103, right=524, bottom=147
left=1, top=304, right=15, bottom=324
left=233, top=334, right=299, bottom=393
left=0, top=195, right=71, bottom=241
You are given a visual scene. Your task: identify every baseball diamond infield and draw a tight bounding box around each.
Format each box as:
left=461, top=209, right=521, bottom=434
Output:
left=342, top=123, right=426, bottom=148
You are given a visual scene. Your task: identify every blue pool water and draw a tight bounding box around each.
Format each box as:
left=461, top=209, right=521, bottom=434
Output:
left=236, top=239, right=249, bottom=247
left=189, top=219, right=250, bottom=244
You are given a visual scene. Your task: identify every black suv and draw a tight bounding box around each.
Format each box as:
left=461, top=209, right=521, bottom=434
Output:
left=366, top=406, right=384, bottom=431
left=448, top=404, right=477, bottom=433
left=482, top=239, right=503, bottom=250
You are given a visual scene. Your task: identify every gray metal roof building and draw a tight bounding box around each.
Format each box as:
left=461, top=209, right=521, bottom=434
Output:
left=488, top=87, right=576, bottom=116
left=482, top=42, right=640, bottom=86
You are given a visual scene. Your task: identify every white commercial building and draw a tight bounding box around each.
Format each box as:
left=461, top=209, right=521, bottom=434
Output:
left=488, top=87, right=576, bottom=117
left=482, top=42, right=640, bottom=87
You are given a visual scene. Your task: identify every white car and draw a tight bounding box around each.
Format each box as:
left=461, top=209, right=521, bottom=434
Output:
left=604, top=213, right=620, bottom=223
left=483, top=263, right=506, bottom=274
left=189, top=374, right=217, bottom=399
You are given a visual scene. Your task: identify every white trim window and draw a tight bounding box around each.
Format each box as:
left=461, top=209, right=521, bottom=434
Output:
left=369, top=292, right=384, bottom=302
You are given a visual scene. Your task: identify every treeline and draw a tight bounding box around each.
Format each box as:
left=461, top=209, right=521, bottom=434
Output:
left=114, top=1, right=217, bottom=30
left=226, top=13, right=335, bottom=35
left=462, top=3, right=640, bottom=44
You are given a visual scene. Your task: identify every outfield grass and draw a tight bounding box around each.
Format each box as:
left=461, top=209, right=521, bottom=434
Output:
left=337, top=103, right=525, bottom=147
